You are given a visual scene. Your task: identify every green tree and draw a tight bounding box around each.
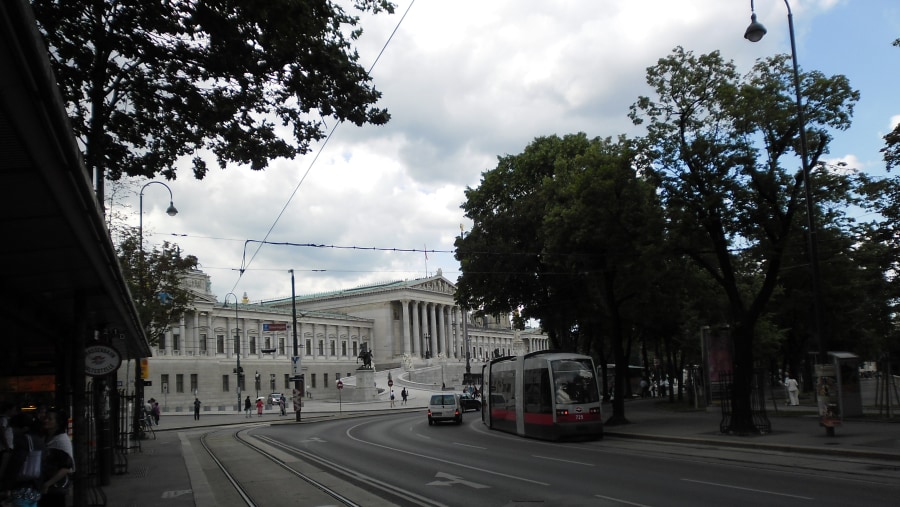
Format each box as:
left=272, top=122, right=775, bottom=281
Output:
left=455, top=134, right=665, bottom=423
left=629, top=47, right=858, bottom=433
left=31, top=0, right=394, bottom=205
left=116, top=227, right=198, bottom=345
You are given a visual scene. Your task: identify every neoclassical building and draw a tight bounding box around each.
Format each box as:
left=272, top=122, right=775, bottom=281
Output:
left=118, top=268, right=549, bottom=412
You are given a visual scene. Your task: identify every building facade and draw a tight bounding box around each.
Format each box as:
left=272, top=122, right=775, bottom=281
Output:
left=120, top=268, right=549, bottom=412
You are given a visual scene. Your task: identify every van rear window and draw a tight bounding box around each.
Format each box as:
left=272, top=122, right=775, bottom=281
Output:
left=431, top=394, right=455, bottom=405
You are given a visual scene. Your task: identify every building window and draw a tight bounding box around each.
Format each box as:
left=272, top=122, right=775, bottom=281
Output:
left=341, top=341, right=347, bottom=356
left=330, top=340, right=336, bottom=356
left=173, top=333, right=180, bottom=352
left=158, top=334, right=167, bottom=350
left=176, top=374, right=184, bottom=393
left=190, top=374, right=198, bottom=394
left=264, top=337, right=272, bottom=350
left=335, top=373, right=340, bottom=384
left=311, top=374, right=316, bottom=388
left=161, top=374, right=169, bottom=394
left=200, top=334, right=208, bottom=354
left=352, top=342, right=358, bottom=357
left=324, top=373, right=329, bottom=388
left=217, top=335, right=225, bottom=354
left=249, top=336, right=257, bottom=354
left=305, top=339, right=311, bottom=356
left=278, top=338, right=285, bottom=355
left=283, top=374, right=290, bottom=390
left=223, top=375, right=230, bottom=392
left=318, top=340, right=324, bottom=355
left=234, top=336, right=241, bottom=355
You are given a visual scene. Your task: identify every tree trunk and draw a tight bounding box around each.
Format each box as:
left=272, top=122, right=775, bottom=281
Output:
left=728, top=325, right=758, bottom=434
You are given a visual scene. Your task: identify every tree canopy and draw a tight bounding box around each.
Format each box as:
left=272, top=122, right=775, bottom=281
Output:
left=629, top=47, right=858, bottom=432
left=455, top=133, right=666, bottom=421
left=32, top=0, right=395, bottom=204
left=116, top=227, right=199, bottom=346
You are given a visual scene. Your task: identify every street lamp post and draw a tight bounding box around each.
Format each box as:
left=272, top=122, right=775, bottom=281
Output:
left=463, top=307, right=471, bottom=377
left=744, top=0, right=824, bottom=364
left=134, top=181, right=177, bottom=439
left=224, top=292, right=242, bottom=412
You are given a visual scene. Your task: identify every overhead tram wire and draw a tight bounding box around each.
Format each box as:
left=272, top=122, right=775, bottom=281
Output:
left=228, top=1, right=417, bottom=294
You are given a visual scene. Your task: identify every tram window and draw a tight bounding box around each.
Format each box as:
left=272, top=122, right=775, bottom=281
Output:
left=552, top=359, right=601, bottom=404
left=523, top=368, right=551, bottom=413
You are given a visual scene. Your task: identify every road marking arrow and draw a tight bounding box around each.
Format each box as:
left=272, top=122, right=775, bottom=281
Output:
left=426, top=472, right=489, bottom=489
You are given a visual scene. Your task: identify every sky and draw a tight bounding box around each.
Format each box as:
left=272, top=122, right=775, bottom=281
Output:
left=120, top=0, right=900, bottom=306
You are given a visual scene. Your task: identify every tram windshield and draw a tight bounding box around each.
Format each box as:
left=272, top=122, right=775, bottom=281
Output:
left=552, top=359, right=600, bottom=405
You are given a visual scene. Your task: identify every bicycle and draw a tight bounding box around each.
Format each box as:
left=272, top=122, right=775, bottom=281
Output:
left=138, top=414, right=155, bottom=440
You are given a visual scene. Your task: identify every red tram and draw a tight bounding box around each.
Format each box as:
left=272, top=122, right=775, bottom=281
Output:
left=481, top=351, right=603, bottom=441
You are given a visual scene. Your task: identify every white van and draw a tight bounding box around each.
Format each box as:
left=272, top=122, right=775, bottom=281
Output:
left=427, top=393, right=462, bottom=425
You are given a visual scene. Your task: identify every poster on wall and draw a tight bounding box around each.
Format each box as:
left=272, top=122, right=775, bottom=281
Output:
left=815, top=364, right=841, bottom=428
left=704, top=328, right=733, bottom=382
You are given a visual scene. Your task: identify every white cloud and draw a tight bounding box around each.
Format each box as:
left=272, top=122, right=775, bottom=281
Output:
left=121, top=0, right=895, bottom=304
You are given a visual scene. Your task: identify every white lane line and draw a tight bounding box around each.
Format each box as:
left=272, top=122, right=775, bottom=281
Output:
left=594, top=494, right=654, bottom=506
left=453, top=442, right=487, bottom=450
left=346, top=421, right=550, bottom=486
left=681, top=478, right=814, bottom=500
left=532, top=455, right=595, bottom=466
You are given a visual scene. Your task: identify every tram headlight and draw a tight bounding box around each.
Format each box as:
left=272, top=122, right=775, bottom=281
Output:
left=556, top=409, right=569, bottom=416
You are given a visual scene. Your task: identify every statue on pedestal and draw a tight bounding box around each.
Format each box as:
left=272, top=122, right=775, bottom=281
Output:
left=357, top=344, right=373, bottom=369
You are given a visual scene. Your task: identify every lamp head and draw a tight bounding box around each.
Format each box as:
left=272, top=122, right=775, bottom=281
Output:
left=166, top=201, right=178, bottom=216
left=744, top=12, right=767, bottom=42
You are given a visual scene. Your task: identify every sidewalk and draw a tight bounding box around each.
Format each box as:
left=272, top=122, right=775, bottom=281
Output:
left=101, top=390, right=900, bottom=506
left=603, top=398, right=900, bottom=461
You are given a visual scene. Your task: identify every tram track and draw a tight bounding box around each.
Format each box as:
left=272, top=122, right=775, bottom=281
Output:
left=197, top=425, right=443, bottom=507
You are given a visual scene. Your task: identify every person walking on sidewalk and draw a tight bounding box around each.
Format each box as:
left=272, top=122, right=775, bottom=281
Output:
left=244, top=396, right=251, bottom=418
left=401, top=388, right=408, bottom=405
left=193, top=398, right=201, bottom=420
left=785, top=374, right=800, bottom=406
left=390, top=390, right=395, bottom=408
left=256, top=398, right=264, bottom=417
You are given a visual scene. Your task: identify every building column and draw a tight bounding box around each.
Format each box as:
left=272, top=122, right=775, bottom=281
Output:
left=428, top=303, right=437, bottom=358
left=436, top=304, right=445, bottom=357
left=411, top=301, right=421, bottom=357
left=401, top=299, right=411, bottom=356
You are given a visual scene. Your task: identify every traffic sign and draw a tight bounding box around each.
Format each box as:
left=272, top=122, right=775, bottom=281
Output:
left=388, top=379, right=393, bottom=387
left=337, top=380, right=344, bottom=390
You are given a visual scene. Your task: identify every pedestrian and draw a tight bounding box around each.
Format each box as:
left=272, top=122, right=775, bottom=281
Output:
left=0, top=401, right=15, bottom=481
left=244, top=396, right=252, bottom=418
left=390, top=390, right=395, bottom=408
left=401, top=388, right=408, bottom=405
left=39, top=409, right=74, bottom=507
left=144, top=398, right=153, bottom=425
left=785, top=375, right=800, bottom=406
left=640, top=378, right=649, bottom=398
left=151, top=402, right=160, bottom=426
left=256, top=397, right=264, bottom=417
left=2, top=413, right=44, bottom=507
left=193, top=398, right=201, bottom=420
left=278, top=395, right=286, bottom=416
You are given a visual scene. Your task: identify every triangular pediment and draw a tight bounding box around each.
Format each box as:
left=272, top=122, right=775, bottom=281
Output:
left=408, top=275, right=456, bottom=295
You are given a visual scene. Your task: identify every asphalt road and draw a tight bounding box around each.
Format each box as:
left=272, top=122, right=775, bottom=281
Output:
left=250, top=410, right=899, bottom=507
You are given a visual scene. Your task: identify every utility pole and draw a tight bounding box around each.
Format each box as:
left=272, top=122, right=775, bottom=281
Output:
left=291, top=269, right=302, bottom=421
